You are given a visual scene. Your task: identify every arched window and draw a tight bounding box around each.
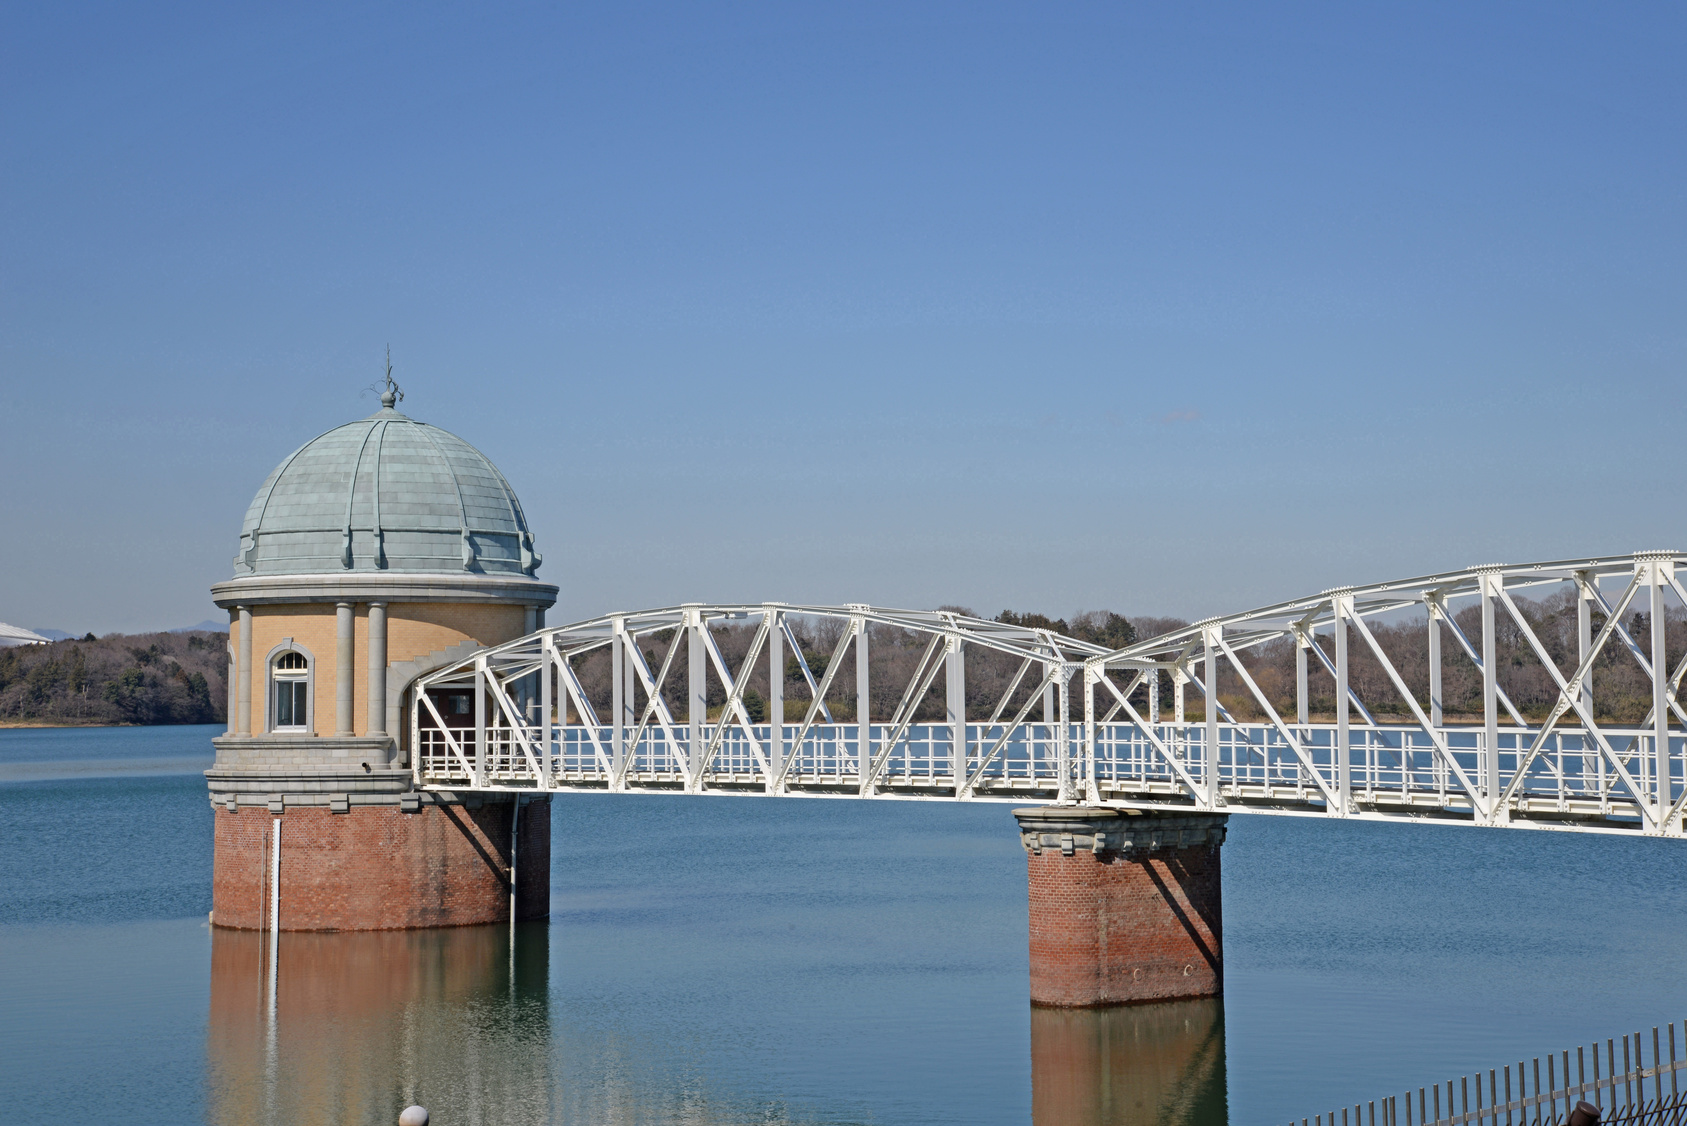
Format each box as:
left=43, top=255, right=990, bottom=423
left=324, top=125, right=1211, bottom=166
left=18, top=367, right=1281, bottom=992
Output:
left=269, top=647, right=312, bottom=732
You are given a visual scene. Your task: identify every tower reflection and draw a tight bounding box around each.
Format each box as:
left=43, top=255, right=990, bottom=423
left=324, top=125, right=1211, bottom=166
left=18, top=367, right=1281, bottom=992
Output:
left=208, top=922, right=552, bottom=1126
left=1031, top=998, right=1227, bottom=1126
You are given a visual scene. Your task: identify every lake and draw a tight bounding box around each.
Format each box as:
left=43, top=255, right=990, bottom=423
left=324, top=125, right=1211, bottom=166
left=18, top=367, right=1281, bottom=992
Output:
left=3, top=724, right=1686, bottom=1125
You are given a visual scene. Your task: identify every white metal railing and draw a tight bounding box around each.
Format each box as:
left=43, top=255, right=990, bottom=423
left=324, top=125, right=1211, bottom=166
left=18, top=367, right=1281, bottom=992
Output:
left=412, top=713, right=1684, bottom=831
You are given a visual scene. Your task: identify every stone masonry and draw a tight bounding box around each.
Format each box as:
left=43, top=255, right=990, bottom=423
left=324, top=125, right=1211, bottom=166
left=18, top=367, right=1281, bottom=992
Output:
left=1014, top=806, right=1227, bottom=1007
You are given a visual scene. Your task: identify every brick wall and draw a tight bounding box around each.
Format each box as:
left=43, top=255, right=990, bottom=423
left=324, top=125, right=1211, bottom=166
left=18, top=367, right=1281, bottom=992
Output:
left=212, top=796, right=550, bottom=931
left=1025, top=833, right=1223, bottom=1007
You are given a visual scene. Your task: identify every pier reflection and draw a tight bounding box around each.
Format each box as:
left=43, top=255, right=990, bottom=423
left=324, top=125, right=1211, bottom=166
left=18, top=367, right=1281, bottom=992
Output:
left=208, top=922, right=551, bottom=1126
left=1032, top=998, right=1227, bottom=1126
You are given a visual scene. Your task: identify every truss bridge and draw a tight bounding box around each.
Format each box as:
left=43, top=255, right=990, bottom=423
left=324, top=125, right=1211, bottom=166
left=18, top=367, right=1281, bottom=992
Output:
left=410, top=551, right=1687, bottom=837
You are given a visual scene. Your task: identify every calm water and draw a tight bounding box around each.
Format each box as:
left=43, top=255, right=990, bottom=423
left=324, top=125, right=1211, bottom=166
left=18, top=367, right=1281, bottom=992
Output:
left=4, top=725, right=1687, bottom=1125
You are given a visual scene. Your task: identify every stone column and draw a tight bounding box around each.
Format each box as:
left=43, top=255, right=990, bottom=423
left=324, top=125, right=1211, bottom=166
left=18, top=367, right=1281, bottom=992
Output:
left=366, top=602, right=387, bottom=737
left=335, top=602, right=355, bottom=736
left=237, top=606, right=253, bottom=736
left=226, top=610, right=238, bottom=736
left=1014, top=806, right=1226, bottom=1006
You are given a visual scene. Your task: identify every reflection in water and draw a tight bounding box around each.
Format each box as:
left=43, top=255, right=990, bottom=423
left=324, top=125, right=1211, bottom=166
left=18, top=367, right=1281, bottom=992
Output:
left=208, top=922, right=551, bottom=1126
left=1032, top=999, right=1228, bottom=1126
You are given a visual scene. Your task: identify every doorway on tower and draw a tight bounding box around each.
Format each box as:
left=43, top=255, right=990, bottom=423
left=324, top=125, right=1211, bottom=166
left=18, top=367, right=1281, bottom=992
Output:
left=422, top=688, right=475, bottom=732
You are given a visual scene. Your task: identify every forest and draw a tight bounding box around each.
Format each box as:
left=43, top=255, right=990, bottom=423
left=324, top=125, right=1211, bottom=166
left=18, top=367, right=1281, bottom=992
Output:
left=0, top=631, right=227, bottom=725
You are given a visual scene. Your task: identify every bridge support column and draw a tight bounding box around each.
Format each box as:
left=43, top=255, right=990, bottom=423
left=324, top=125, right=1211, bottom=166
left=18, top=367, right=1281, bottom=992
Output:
left=1015, top=806, right=1226, bottom=1007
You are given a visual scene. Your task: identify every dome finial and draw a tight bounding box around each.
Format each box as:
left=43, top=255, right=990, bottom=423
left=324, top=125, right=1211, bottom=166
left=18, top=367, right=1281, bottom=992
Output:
left=380, top=345, right=403, bottom=409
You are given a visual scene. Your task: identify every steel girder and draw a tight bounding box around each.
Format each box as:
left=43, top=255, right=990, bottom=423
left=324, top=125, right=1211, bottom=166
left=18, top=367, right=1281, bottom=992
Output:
left=407, top=553, right=1687, bottom=837
left=1092, top=551, right=1687, bottom=835
left=410, top=603, right=1106, bottom=803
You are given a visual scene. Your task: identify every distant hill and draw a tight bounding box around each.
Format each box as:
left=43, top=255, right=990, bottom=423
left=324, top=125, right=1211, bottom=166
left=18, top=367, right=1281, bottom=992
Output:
left=170, top=620, right=227, bottom=634
left=30, top=628, right=77, bottom=642
left=0, top=630, right=228, bottom=726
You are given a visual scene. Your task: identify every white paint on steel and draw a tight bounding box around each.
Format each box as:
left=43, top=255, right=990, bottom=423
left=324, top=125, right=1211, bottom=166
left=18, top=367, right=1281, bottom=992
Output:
left=409, top=554, right=1687, bottom=838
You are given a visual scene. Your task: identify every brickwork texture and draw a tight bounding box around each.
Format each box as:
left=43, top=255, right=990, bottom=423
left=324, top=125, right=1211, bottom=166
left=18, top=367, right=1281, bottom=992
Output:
left=1019, top=809, right=1225, bottom=1007
left=213, top=797, right=550, bottom=931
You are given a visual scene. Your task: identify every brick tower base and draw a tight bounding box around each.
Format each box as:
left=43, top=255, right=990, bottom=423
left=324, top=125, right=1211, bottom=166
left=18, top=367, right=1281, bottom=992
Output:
left=1014, top=806, right=1226, bottom=1007
left=212, top=794, right=550, bottom=931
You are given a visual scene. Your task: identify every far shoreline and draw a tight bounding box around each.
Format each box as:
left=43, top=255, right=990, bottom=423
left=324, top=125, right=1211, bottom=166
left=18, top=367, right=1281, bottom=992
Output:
left=0, top=719, right=222, bottom=730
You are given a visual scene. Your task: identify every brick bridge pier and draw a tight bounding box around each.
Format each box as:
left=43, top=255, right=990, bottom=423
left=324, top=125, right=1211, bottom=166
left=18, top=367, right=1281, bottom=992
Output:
left=1014, top=806, right=1227, bottom=1006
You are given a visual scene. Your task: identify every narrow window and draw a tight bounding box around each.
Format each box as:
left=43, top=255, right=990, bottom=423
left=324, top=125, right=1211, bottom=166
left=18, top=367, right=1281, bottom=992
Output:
left=273, top=650, right=309, bottom=730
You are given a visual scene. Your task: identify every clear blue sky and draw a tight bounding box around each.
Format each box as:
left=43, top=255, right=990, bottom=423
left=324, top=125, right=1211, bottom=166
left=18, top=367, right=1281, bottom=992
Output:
left=3, top=2, right=1684, bottom=634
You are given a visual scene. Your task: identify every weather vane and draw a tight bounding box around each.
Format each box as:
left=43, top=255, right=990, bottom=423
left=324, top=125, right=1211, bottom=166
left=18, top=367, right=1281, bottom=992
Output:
left=376, top=344, right=403, bottom=408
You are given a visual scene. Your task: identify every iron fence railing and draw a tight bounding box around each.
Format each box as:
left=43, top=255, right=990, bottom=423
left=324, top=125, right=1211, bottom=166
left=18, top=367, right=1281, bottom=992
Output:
left=1291, top=1025, right=1687, bottom=1126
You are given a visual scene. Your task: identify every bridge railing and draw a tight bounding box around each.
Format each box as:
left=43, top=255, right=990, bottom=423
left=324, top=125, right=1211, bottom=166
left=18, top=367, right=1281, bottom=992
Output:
left=413, top=709, right=1677, bottom=827
left=415, top=720, right=1074, bottom=794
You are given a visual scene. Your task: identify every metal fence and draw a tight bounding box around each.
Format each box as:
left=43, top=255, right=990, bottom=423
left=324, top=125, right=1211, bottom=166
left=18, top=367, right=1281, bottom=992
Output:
left=1291, top=1025, right=1687, bottom=1126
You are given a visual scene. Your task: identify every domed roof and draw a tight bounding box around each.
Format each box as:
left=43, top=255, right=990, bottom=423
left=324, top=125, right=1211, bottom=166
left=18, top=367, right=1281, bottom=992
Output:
left=233, top=393, right=541, bottom=579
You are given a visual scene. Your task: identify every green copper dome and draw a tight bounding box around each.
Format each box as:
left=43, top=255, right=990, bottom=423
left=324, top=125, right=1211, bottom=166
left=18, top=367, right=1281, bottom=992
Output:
left=233, top=398, right=541, bottom=578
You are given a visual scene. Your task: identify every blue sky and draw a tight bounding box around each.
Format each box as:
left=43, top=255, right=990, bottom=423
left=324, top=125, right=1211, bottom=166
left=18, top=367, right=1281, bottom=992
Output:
left=3, top=2, right=1684, bottom=634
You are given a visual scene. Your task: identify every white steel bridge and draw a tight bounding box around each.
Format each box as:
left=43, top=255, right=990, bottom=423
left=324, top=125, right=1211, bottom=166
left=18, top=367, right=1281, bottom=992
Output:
left=410, top=551, right=1687, bottom=836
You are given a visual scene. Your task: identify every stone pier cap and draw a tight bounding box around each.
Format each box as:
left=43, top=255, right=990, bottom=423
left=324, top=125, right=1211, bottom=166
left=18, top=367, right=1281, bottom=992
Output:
left=1012, top=806, right=1228, bottom=857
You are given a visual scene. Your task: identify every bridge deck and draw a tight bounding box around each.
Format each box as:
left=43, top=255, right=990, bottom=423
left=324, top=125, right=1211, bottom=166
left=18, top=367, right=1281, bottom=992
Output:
left=413, top=718, right=1673, bottom=833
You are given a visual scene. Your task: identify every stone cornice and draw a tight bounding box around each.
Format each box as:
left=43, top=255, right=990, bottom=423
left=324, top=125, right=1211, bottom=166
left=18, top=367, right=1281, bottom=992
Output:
left=211, top=571, right=557, bottom=609
left=1012, top=806, right=1228, bottom=856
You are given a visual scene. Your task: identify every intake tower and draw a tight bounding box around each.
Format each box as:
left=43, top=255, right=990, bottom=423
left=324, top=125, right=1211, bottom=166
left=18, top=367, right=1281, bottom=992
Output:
left=207, top=378, right=555, bottom=930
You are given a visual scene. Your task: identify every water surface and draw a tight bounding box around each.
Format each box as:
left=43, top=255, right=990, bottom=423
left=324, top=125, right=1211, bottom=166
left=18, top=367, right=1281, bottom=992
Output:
left=4, top=725, right=1687, bottom=1125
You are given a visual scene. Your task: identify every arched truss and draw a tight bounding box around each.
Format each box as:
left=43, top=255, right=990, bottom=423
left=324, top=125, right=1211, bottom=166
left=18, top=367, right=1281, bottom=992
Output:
left=411, top=603, right=1109, bottom=802
left=410, top=552, right=1687, bottom=835
left=1094, top=552, right=1687, bottom=834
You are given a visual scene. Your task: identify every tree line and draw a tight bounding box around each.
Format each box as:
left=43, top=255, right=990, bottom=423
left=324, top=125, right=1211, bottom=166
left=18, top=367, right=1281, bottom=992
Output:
left=0, top=631, right=226, bottom=725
